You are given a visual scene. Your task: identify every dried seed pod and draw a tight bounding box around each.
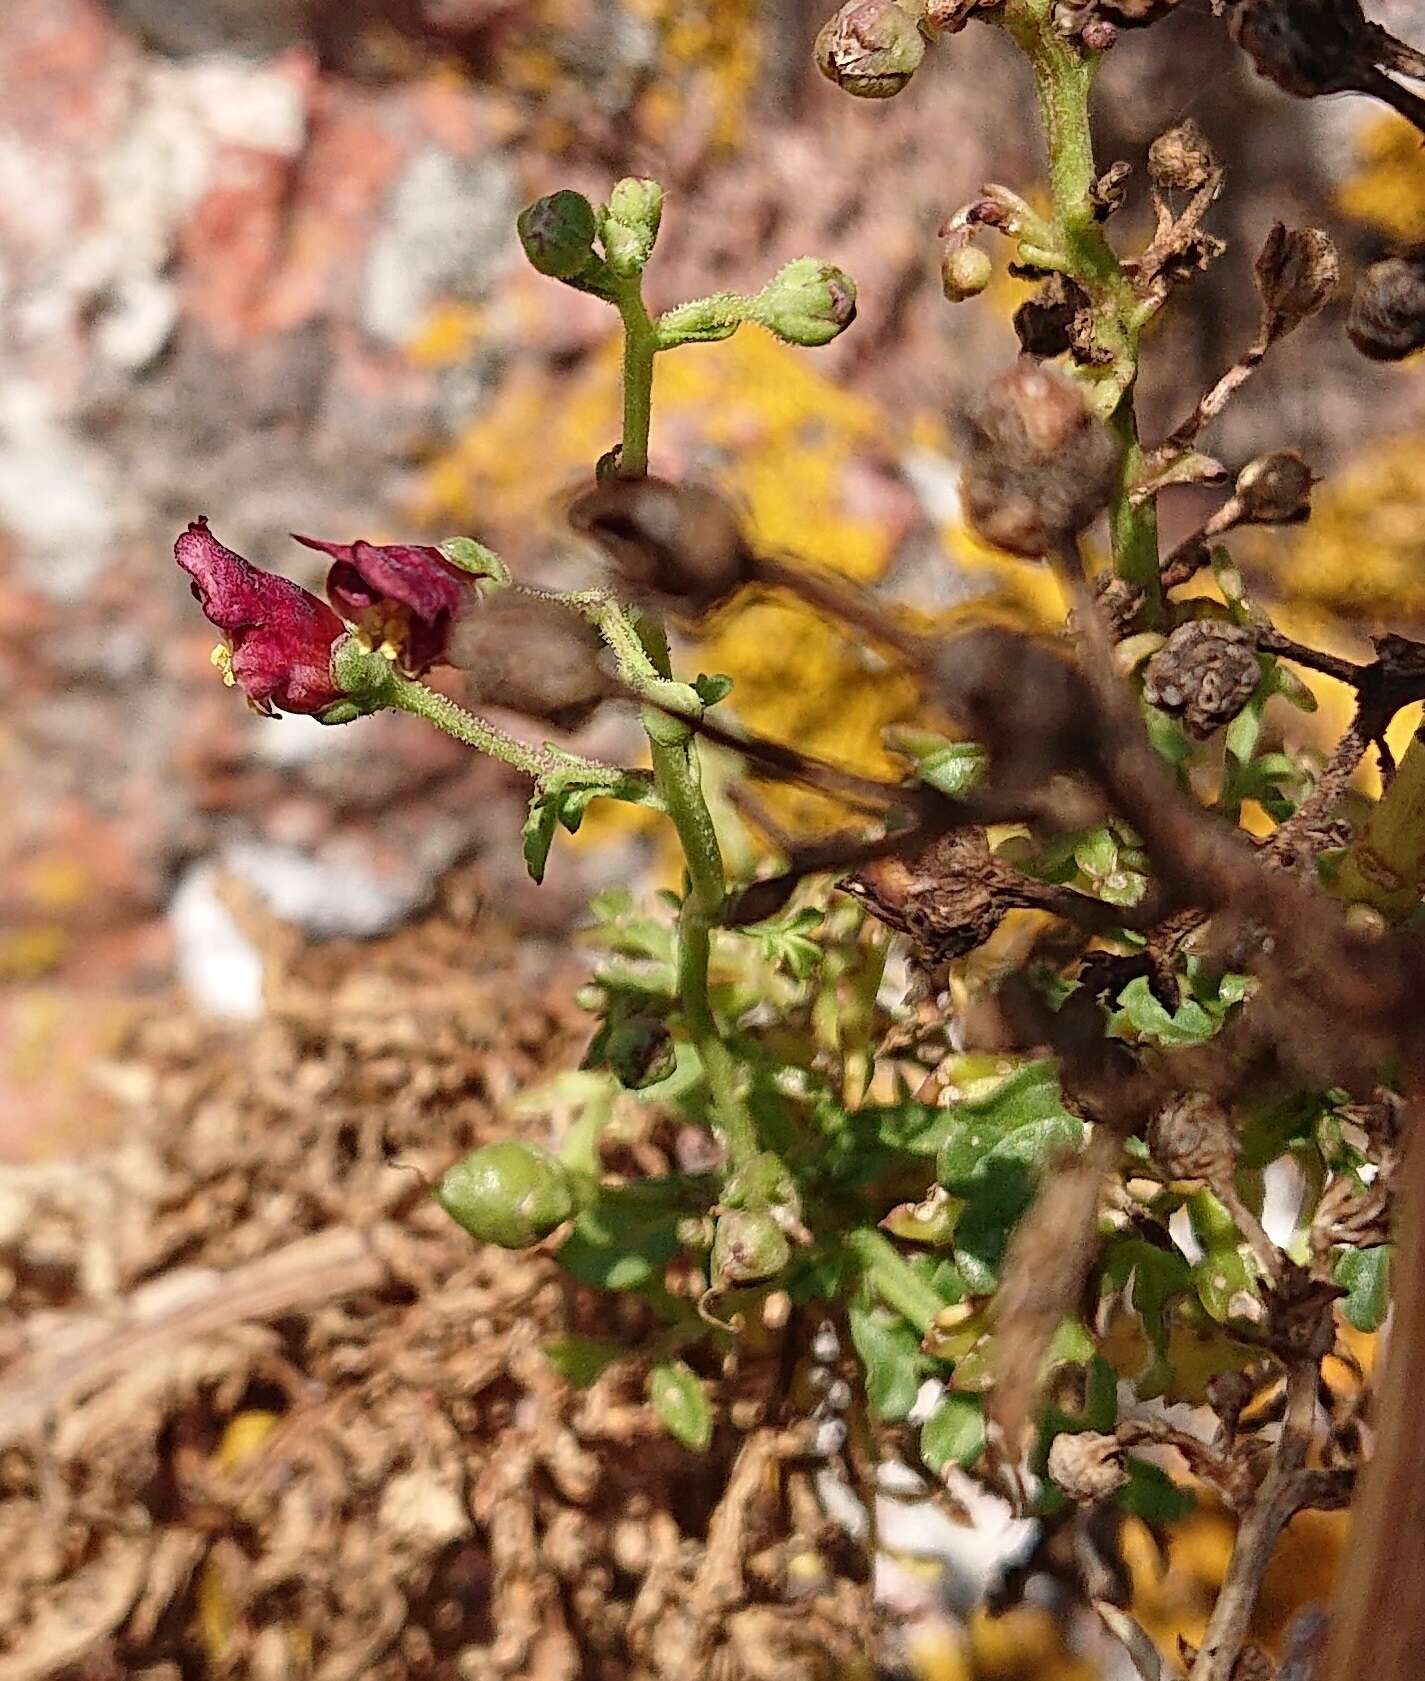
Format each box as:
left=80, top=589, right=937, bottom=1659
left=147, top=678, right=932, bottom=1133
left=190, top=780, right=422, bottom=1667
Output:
left=1254, top=222, right=1340, bottom=327
left=841, top=828, right=1008, bottom=962
left=447, top=591, right=610, bottom=728
left=1232, top=450, right=1316, bottom=524
left=1013, top=273, right=1090, bottom=359
left=1347, top=249, right=1425, bottom=361
left=1142, top=621, right=1261, bottom=739
left=1046, top=1430, right=1128, bottom=1502
left=568, top=476, right=754, bottom=615
left=1146, top=1091, right=1238, bottom=1185
left=958, top=364, right=1123, bottom=557
left=815, top=0, right=926, bottom=97
left=942, top=244, right=993, bottom=302
left=1148, top=118, right=1219, bottom=192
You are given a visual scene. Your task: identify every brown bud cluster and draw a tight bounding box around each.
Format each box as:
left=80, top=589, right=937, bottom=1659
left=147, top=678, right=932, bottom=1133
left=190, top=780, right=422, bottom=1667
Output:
left=958, top=364, right=1123, bottom=558
left=1046, top=1430, right=1128, bottom=1502
left=1146, top=1091, right=1238, bottom=1185
left=1142, top=621, right=1261, bottom=740
left=568, top=476, right=754, bottom=616
left=1348, top=249, right=1425, bottom=361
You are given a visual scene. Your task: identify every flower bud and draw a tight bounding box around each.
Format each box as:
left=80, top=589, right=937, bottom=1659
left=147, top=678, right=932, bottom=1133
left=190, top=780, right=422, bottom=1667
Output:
left=751, top=257, right=858, bottom=346
left=1232, top=450, right=1315, bottom=525
left=437, top=1141, right=575, bottom=1248
left=1348, top=249, right=1425, bottom=362
left=518, top=190, right=601, bottom=281
left=603, top=1016, right=676, bottom=1090
left=1142, top=622, right=1260, bottom=740
left=1046, top=1430, right=1128, bottom=1502
left=958, top=364, right=1123, bottom=558
left=815, top=0, right=925, bottom=98
left=601, top=177, right=664, bottom=277
left=712, top=1209, right=791, bottom=1286
left=942, top=244, right=992, bottom=302
left=1254, top=222, right=1339, bottom=328
left=1148, top=119, right=1218, bottom=193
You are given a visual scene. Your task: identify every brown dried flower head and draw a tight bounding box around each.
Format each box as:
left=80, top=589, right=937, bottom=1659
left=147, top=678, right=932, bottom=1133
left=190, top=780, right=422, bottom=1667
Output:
left=1148, top=118, right=1219, bottom=193
left=1232, top=450, right=1316, bottom=525
left=1254, top=222, right=1340, bottom=328
left=1142, top=621, right=1261, bottom=740
left=1147, top=1090, right=1238, bottom=1185
left=1046, top=1430, right=1129, bottom=1502
left=958, top=363, right=1123, bottom=558
left=1348, top=248, right=1425, bottom=361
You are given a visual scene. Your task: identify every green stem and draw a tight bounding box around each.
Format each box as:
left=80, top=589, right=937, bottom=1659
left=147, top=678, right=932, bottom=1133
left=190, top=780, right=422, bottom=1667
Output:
left=386, top=674, right=623, bottom=786
left=614, top=283, right=658, bottom=477
left=1001, top=0, right=1163, bottom=624
left=1335, top=728, right=1425, bottom=919
left=845, top=1227, right=945, bottom=1336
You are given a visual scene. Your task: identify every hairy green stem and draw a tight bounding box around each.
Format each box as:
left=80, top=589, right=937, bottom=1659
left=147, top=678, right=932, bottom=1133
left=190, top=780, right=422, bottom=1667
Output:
left=386, top=674, right=622, bottom=786
left=1002, top=0, right=1163, bottom=622
left=614, top=283, right=658, bottom=477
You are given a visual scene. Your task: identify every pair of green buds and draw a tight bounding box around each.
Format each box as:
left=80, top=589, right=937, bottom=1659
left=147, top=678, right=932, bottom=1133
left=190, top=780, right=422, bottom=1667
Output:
left=517, top=179, right=858, bottom=350
left=437, top=1140, right=802, bottom=1290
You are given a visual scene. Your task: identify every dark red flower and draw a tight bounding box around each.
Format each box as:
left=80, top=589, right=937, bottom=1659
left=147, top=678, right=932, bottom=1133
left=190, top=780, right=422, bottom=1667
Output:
left=293, top=534, right=470, bottom=677
left=176, top=518, right=347, bottom=717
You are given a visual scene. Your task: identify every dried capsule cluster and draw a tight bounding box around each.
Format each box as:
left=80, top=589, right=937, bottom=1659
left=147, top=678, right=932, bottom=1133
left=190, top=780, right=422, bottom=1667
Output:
left=1142, top=621, right=1262, bottom=739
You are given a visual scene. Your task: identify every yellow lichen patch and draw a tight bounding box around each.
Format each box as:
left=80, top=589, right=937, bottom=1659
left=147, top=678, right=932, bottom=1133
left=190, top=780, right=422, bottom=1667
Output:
left=630, top=0, right=761, bottom=150
left=407, top=303, right=485, bottom=369
left=1265, top=436, right=1425, bottom=623
left=1337, top=115, right=1425, bottom=243
left=967, top=1604, right=1096, bottom=1680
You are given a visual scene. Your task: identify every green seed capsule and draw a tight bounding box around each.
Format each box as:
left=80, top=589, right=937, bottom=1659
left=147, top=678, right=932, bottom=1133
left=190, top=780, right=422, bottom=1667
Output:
left=751, top=258, right=858, bottom=347
left=712, top=1209, right=792, bottom=1285
left=517, top=190, right=600, bottom=281
left=437, top=1141, right=575, bottom=1248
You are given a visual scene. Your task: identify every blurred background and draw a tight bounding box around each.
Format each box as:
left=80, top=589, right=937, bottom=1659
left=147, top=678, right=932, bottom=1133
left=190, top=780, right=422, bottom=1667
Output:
left=1, top=0, right=1423, bottom=1674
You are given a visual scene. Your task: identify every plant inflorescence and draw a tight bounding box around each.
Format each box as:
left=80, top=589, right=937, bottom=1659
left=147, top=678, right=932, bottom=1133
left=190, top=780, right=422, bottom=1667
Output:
left=177, top=5, right=1425, bottom=1676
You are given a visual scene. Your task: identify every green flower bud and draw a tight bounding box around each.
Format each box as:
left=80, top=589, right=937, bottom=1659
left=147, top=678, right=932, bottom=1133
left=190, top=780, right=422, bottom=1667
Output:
left=750, top=258, right=858, bottom=347
left=437, top=1141, right=574, bottom=1248
left=712, top=1209, right=792, bottom=1286
left=815, top=0, right=926, bottom=98
left=603, top=1015, right=677, bottom=1090
left=942, top=245, right=992, bottom=302
left=518, top=190, right=601, bottom=281
left=602, top=177, right=664, bottom=278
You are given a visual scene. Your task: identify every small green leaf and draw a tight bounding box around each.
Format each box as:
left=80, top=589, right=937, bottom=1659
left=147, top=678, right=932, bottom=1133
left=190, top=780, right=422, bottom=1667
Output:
left=545, top=1334, right=625, bottom=1388
left=522, top=793, right=561, bottom=884
left=648, top=1359, right=713, bottom=1452
left=1110, top=976, right=1224, bottom=1047
left=692, top=672, right=734, bottom=707
left=1117, top=1456, right=1195, bottom=1522
left=920, top=1392, right=986, bottom=1472
left=849, top=1303, right=926, bottom=1422
left=440, top=536, right=509, bottom=585
left=1334, top=1244, right=1392, bottom=1332
left=884, top=728, right=989, bottom=798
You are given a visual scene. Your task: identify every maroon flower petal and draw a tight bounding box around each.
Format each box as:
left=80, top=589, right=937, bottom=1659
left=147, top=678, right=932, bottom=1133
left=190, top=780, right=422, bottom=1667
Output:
left=176, top=518, right=346, bottom=716
left=293, top=533, right=469, bottom=676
